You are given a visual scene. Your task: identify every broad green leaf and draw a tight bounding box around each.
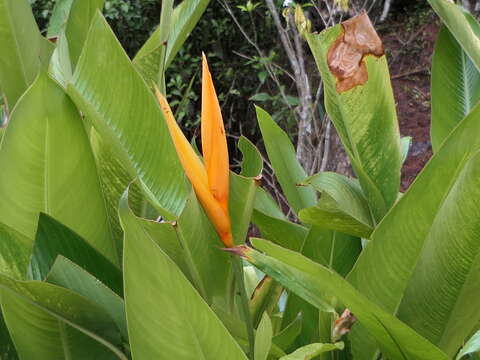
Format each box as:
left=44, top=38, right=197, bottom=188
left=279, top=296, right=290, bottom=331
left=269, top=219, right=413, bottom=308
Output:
left=306, top=15, right=401, bottom=221
left=230, top=173, right=258, bottom=245
left=280, top=342, right=344, bottom=360
left=134, top=0, right=210, bottom=83
left=395, top=150, right=480, bottom=356
left=457, top=330, right=480, bottom=359
left=49, top=31, right=73, bottom=88
left=0, top=0, right=54, bottom=108
left=431, top=26, right=480, bottom=151
left=427, top=0, right=480, bottom=71
left=273, top=314, right=303, bottom=351
left=299, top=172, right=374, bottom=238
left=256, top=107, right=316, bottom=214
left=347, top=104, right=480, bottom=358
left=28, top=214, right=122, bottom=296
left=0, top=275, right=125, bottom=359
left=254, top=187, right=286, bottom=220
left=244, top=239, right=449, bottom=360
left=68, top=13, right=189, bottom=219
left=0, top=74, right=117, bottom=263
left=0, top=310, right=17, bottom=360
left=47, top=0, right=74, bottom=39
left=120, top=193, right=248, bottom=360
left=249, top=276, right=283, bottom=328
left=65, top=0, right=105, bottom=67
left=255, top=313, right=273, bottom=360
left=239, top=136, right=263, bottom=178
left=0, top=222, right=30, bottom=280
left=46, top=256, right=127, bottom=339
left=252, top=210, right=307, bottom=251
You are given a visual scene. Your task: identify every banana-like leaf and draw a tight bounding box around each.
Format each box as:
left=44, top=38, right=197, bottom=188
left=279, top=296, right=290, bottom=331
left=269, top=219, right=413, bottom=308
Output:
left=431, top=25, right=480, bottom=151
left=306, top=13, right=401, bottom=221
left=427, top=0, right=480, bottom=71
left=273, top=315, right=303, bottom=351
left=0, top=275, right=125, bottom=359
left=120, top=191, right=248, bottom=360
left=0, top=0, right=54, bottom=109
left=254, top=187, right=286, bottom=220
left=255, top=312, right=273, bottom=360
left=249, top=276, right=283, bottom=328
left=68, top=13, right=190, bottom=219
left=0, top=310, right=17, bottom=360
left=65, top=0, right=105, bottom=67
left=0, top=223, right=30, bottom=280
left=256, top=106, right=316, bottom=215
left=252, top=210, right=307, bottom=251
left=280, top=342, right=344, bottom=360
left=28, top=214, right=122, bottom=295
left=347, top=104, right=480, bottom=358
left=0, top=73, right=117, bottom=264
left=400, top=136, right=411, bottom=163
left=46, top=256, right=127, bottom=339
left=133, top=0, right=210, bottom=83
left=299, top=172, right=374, bottom=238
left=47, top=0, right=74, bottom=39
left=394, top=150, right=480, bottom=355
left=49, top=31, right=73, bottom=88
left=242, top=239, right=449, bottom=360
left=239, top=136, right=263, bottom=178
left=457, top=330, right=480, bottom=359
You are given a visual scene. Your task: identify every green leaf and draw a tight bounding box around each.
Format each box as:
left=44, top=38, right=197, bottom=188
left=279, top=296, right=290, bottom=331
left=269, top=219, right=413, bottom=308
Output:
left=347, top=104, right=480, bottom=357
left=0, top=274, right=125, bottom=359
left=255, top=312, right=273, bottom=360
left=254, top=187, right=286, bottom=220
left=49, top=31, right=73, bottom=88
left=400, top=136, right=411, bottom=163
left=0, top=310, right=18, bottom=360
left=457, top=330, right=480, bottom=359
left=120, top=191, right=248, bottom=360
left=299, top=172, right=374, bottom=238
left=230, top=173, right=258, bottom=244
left=394, top=150, right=480, bottom=356
left=249, top=276, right=283, bottom=328
left=28, top=214, right=122, bottom=296
left=252, top=210, right=307, bottom=251
left=256, top=106, right=316, bottom=214
left=0, top=73, right=117, bottom=263
left=244, top=239, right=449, bottom=360
left=134, top=0, right=210, bottom=83
left=0, top=222, right=31, bottom=280
left=280, top=342, right=344, bottom=360
left=273, top=314, right=303, bottom=351
left=250, top=93, right=271, bottom=102
left=239, top=136, right=263, bottom=178
left=46, top=256, right=127, bottom=339
left=431, top=26, right=480, bottom=151
left=65, top=0, right=105, bottom=67
left=427, top=0, right=480, bottom=71
left=0, top=0, right=54, bottom=108
left=68, top=12, right=189, bottom=219
left=47, top=0, right=74, bottom=39
left=306, top=17, right=401, bottom=221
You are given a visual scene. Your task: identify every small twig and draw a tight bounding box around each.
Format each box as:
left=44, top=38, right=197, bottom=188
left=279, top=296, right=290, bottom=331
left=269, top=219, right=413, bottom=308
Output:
left=391, top=67, right=429, bottom=79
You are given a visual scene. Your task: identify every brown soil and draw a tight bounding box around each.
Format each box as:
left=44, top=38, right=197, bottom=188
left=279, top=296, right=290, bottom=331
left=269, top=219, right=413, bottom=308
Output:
left=378, top=9, right=440, bottom=191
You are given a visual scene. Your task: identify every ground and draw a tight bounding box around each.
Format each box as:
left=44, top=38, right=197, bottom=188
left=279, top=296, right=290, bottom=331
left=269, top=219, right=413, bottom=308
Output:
left=378, top=7, right=439, bottom=190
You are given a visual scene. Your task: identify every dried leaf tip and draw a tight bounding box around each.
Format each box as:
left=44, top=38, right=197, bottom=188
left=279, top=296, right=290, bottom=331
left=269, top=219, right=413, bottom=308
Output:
left=327, top=11, right=384, bottom=93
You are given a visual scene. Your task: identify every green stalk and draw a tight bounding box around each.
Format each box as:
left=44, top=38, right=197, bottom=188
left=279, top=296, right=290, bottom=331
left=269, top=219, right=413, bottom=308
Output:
left=231, top=256, right=255, bottom=360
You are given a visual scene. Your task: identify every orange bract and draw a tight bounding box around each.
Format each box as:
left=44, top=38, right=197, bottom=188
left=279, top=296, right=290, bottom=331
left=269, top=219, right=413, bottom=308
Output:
left=155, top=56, right=233, bottom=247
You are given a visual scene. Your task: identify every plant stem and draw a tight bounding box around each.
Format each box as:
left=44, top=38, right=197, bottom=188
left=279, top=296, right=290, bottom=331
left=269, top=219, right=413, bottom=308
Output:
left=231, top=256, right=255, bottom=360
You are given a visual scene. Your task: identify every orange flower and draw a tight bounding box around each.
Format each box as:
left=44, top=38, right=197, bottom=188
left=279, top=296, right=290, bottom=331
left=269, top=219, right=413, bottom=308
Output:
left=155, top=54, right=233, bottom=247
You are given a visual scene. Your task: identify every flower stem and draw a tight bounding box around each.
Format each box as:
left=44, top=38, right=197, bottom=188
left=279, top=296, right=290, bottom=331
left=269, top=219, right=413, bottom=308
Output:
left=231, top=256, right=255, bottom=360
